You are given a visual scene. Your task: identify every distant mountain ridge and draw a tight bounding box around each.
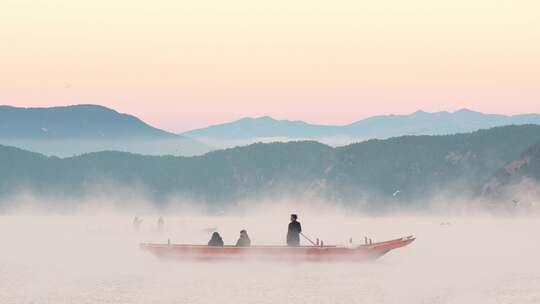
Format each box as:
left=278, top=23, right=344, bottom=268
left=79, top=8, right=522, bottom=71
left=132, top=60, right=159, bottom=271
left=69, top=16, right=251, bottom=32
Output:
left=183, top=116, right=340, bottom=139
left=0, top=104, right=175, bottom=139
left=4, top=104, right=540, bottom=158
left=0, top=105, right=212, bottom=156
left=181, top=109, right=540, bottom=146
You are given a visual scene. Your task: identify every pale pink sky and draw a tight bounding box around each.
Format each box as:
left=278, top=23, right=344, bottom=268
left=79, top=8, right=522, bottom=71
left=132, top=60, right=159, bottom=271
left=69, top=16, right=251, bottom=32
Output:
left=1, top=0, right=539, bottom=132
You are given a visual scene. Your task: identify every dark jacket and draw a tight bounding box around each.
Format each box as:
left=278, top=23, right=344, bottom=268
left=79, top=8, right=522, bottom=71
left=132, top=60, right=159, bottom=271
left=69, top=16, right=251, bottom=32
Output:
left=208, top=233, right=224, bottom=247
left=287, top=221, right=302, bottom=246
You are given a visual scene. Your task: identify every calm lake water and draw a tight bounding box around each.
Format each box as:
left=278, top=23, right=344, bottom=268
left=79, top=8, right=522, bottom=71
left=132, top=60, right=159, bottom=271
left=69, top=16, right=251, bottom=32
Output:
left=1, top=214, right=539, bottom=304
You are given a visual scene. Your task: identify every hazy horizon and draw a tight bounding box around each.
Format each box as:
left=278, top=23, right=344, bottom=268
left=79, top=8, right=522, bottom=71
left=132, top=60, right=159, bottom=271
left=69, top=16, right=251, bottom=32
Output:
left=2, top=0, right=539, bottom=132
left=3, top=104, right=540, bottom=134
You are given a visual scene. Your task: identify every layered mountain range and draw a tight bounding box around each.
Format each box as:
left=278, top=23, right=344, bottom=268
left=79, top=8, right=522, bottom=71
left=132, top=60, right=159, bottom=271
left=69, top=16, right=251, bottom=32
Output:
left=0, top=105, right=212, bottom=156
left=181, top=109, right=540, bottom=147
left=3, top=104, right=540, bottom=157
left=2, top=124, right=540, bottom=209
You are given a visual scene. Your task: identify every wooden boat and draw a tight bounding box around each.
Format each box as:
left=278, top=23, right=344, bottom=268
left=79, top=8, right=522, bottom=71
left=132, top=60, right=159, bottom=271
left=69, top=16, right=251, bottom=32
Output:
left=140, top=235, right=415, bottom=261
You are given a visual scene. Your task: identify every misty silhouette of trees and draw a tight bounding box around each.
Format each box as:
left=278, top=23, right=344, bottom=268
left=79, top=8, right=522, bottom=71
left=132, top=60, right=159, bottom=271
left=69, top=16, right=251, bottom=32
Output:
left=1, top=125, right=540, bottom=208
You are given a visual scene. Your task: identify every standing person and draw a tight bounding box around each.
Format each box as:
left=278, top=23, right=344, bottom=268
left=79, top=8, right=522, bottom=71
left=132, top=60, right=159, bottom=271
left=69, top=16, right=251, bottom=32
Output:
left=157, top=216, right=164, bottom=232
left=235, top=229, right=251, bottom=247
left=286, top=214, right=302, bottom=246
left=132, top=216, right=143, bottom=232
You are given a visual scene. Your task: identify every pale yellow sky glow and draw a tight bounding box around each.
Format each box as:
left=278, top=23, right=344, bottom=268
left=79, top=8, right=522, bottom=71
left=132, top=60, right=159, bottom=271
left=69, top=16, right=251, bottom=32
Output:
left=1, top=0, right=539, bottom=131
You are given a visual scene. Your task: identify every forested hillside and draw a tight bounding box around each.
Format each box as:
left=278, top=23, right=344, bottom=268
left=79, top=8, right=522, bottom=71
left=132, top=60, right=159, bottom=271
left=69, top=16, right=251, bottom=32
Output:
left=2, top=125, right=540, bottom=209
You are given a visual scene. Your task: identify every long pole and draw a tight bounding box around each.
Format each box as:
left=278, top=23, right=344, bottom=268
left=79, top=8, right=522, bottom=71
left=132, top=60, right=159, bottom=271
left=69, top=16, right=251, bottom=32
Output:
left=300, top=232, right=317, bottom=246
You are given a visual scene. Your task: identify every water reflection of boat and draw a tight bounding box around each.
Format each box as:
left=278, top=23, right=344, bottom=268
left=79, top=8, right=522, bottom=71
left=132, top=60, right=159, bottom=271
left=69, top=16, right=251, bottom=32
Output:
left=140, top=235, right=415, bottom=261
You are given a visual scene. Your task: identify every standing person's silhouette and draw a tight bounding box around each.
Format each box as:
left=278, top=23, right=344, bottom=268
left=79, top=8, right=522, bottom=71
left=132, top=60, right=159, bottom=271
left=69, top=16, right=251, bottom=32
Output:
left=286, top=214, right=302, bottom=246
left=157, top=216, right=164, bottom=232
left=133, top=216, right=143, bottom=232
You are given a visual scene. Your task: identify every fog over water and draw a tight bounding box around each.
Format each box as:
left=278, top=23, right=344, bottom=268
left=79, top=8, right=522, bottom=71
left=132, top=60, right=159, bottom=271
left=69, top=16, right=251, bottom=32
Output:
left=1, top=202, right=539, bottom=304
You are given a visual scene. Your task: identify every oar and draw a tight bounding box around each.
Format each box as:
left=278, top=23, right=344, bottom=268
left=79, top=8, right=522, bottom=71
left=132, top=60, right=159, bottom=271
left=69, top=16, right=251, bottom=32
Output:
left=300, top=232, right=317, bottom=246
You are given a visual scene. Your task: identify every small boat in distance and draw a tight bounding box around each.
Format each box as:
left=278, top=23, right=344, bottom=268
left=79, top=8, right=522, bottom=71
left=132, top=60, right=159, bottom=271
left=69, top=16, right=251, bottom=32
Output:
left=140, top=235, right=415, bottom=262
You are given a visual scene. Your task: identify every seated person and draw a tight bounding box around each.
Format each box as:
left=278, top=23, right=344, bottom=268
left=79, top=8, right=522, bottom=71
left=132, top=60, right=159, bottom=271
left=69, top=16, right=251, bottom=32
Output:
left=235, top=229, right=251, bottom=247
left=207, top=232, right=224, bottom=247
